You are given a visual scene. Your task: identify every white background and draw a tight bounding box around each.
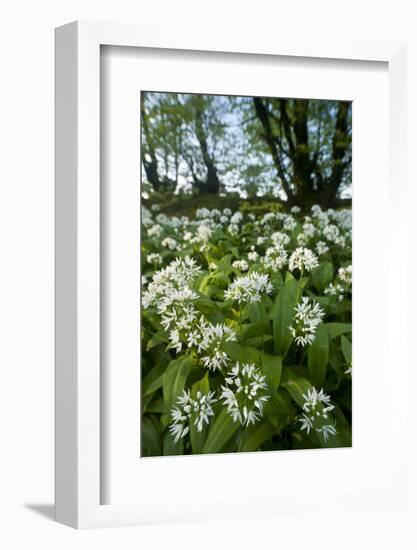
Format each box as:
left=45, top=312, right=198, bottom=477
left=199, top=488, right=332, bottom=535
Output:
left=102, top=47, right=392, bottom=506
left=0, top=1, right=416, bottom=548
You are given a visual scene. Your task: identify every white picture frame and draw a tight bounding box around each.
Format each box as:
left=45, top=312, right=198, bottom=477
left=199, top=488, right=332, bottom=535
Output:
left=55, top=20, right=407, bottom=529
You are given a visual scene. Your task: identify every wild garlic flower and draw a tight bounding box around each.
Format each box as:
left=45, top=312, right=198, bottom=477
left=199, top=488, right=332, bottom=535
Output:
left=196, top=207, right=211, bottom=219
left=322, top=223, right=346, bottom=247
left=283, top=215, right=297, bottom=232
left=338, top=265, right=352, bottom=285
left=228, top=224, right=239, bottom=237
left=230, top=211, right=243, bottom=225
left=303, top=222, right=316, bottom=238
left=324, top=282, right=344, bottom=302
left=291, top=206, right=301, bottom=214
left=232, top=259, right=249, bottom=272
left=315, top=240, right=329, bottom=256
left=262, top=245, right=288, bottom=271
left=271, top=231, right=290, bottom=247
left=199, top=322, right=237, bottom=371
left=161, top=237, right=178, bottom=250
left=221, top=362, right=270, bottom=426
left=261, top=212, right=276, bottom=225
left=299, top=387, right=337, bottom=442
left=316, top=424, right=337, bottom=442
left=248, top=251, right=259, bottom=262
left=195, top=222, right=212, bottom=243
left=143, top=256, right=201, bottom=308
left=296, top=232, right=308, bottom=246
left=147, top=224, right=162, bottom=238
left=146, top=252, right=163, bottom=265
left=289, top=297, right=324, bottom=346
left=169, top=389, right=217, bottom=442
left=288, top=247, right=319, bottom=273
left=224, top=271, right=273, bottom=304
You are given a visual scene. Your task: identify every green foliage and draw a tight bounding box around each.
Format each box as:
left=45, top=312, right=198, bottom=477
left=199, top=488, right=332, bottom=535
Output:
left=141, top=203, right=352, bottom=455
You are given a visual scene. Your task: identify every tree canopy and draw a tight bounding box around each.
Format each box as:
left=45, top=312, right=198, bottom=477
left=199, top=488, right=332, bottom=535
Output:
left=141, top=92, right=352, bottom=209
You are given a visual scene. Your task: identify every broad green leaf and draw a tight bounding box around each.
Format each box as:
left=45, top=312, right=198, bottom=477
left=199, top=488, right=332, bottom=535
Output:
left=222, top=341, right=261, bottom=364
left=310, top=261, right=334, bottom=294
left=281, top=368, right=313, bottom=408
left=341, top=335, right=352, bottom=363
left=142, top=362, right=166, bottom=396
left=272, top=277, right=298, bottom=355
left=162, top=428, right=184, bottom=456
left=326, top=323, right=352, bottom=340
left=163, top=356, right=192, bottom=410
left=242, top=321, right=270, bottom=341
left=203, top=409, right=239, bottom=453
left=246, top=302, right=264, bottom=323
left=146, top=330, right=169, bottom=351
left=261, top=353, right=282, bottom=390
left=146, top=398, right=167, bottom=413
left=141, top=417, right=161, bottom=457
left=264, top=389, right=296, bottom=431
left=308, top=324, right=329, bottom=386
left=245, top=335, right=273, bottom=347
left=238, top=420, right=277, bottom=452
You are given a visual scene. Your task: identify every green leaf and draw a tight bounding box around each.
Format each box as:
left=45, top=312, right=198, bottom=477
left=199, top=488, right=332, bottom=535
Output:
left=341, top=335, right=352, bottom=363
left=308, top=324, right=329, bottom=386
left=239, top=420, right=277, bottom=452
left=272, top=277, right=298, bottom=355
left=142, top=362, right=166, bottom=396
left=162, top=429, right=184, bottom=456
left=242, top=321, right=270, bottom=340
left=141, top=417, right=161, bottom=456
left=203, top=409, right=240, bottom=453
left=326, top=323, right=352, bottom=340
left=281, top=368, right=313, bottom=408
left=264, top=389, right=296, bottom=431
left=163, top=356, right=192, bottom=410
left=222, top=341, right=261, bottom=364
left=310, top=261, right=334, bottom=294
left=146, top=330, right=169, bottom=351
left=261, top=353, right=282, bottom=390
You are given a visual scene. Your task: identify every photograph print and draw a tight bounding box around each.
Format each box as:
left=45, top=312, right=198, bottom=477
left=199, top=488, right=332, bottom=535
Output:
left=140, top=91, right=352, bottom=456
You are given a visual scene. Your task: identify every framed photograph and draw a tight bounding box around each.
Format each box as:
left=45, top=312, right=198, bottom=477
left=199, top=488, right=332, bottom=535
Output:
left=55, top=21, right=407, bottom=528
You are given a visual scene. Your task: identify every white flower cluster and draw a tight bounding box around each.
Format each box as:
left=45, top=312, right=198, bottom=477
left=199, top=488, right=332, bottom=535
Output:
left=338, top=265, right=352, bottom=285
left=221, top=362, right=270, bottom=426
left=289, top=297, right=325, bottom=346
left=324, top=264, right=352, bottom=301
left=169, top=389, right=217, bottom=442
left=315, top=240, right=329, bottom=256
left=271, top=231, right=290, bottom=247
left=198, top=320, right=237, bottom=371
left=142, top=256, right=201, bottom=310
left=146, top=252, right=163, bottom=265
left=299, top=387, right=337, bottom=442
left=232, top=259, right=249, bottom=272
left=262, top=245, right=288, bottom=271
left=288, top=247, right=319, bottom=273
left=224, top=271, right=273, bottom=304
left=143, top=257, right=202, bottom=352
